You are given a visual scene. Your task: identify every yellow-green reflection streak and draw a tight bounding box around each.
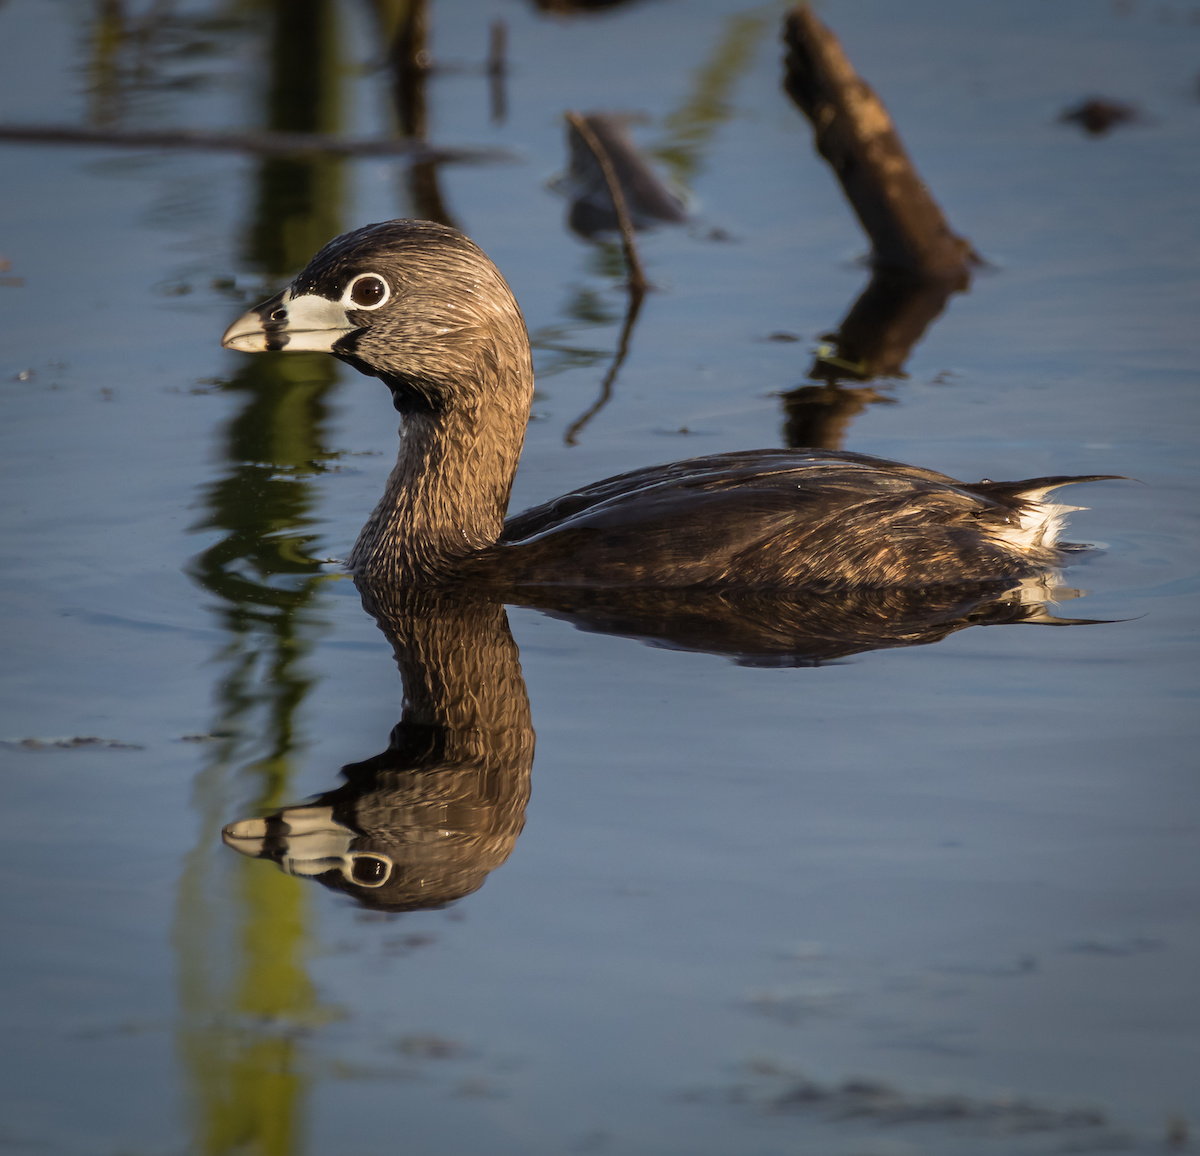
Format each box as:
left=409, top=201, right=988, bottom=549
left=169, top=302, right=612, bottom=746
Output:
left=653, top=7, right=773, bottom=187
left=86, top=0, right=124, bottom=126
left=174, top=1, right=345, bottom=1153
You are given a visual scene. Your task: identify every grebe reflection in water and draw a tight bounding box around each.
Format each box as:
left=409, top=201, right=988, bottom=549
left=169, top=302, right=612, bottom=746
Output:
left=221, top=574, right=1101, bottom=910
left=223, top=587, right=533, bottom=912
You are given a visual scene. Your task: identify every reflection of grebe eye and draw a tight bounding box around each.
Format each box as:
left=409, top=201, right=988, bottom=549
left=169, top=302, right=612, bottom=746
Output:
left=344, top=273, right=390, bottom=310
left=349, top=854, right=392, bottom=887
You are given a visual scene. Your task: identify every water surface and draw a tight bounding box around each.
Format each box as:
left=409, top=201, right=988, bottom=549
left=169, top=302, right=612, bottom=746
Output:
left=1, top=1, right=1197, bottom=1153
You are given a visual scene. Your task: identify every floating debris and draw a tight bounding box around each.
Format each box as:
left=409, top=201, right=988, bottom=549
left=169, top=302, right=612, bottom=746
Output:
left=0, top=255, right=23, bottom=288
left=5, top=736, right=145, bottom=751
left=686, top=1063, right=1137, bottom=1151
left=1066, top=936, right=1164, bottom=957
left=394, top=1034, right=470, bottom=1060
left=1060, top=97, right=1141, bottom=135
left=382, top=932, right=438, bottom=957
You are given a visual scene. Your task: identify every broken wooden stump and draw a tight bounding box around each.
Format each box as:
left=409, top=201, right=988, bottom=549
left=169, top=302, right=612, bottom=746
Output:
left=778, top=5, right=977, bottom=450
left=783, top=4, right=976, bottom=281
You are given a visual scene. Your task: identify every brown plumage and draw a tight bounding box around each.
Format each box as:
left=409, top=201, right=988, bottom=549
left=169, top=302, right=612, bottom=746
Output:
left=222, top=218, right=1117, bottom=591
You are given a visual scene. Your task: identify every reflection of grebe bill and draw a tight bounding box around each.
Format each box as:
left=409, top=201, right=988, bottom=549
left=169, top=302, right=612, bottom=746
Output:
left=221, top=588, right=534, bottom=913
left=223, top=808, right=393, bottom=888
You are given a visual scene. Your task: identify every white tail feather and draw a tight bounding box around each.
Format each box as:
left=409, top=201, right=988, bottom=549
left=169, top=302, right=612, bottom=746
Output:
left=989, top=494, right=1088, bottom=551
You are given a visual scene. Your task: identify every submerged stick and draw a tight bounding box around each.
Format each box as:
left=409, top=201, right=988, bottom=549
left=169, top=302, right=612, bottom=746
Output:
left=782, top=5, right=975, bottom=280
left=0, top=123, right=513, bottom=164
left=564, top=289, right=645, bottom=446
left=564, top=110, right=648, bottom=297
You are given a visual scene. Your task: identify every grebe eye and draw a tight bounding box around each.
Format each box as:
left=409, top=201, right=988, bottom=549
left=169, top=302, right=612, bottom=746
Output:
left=345, top=273, right=390, bottom=310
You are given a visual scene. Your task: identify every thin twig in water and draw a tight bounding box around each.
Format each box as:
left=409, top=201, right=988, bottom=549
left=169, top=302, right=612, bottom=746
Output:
left=564, top=288, right=644, bottom=446
left=564, top=111, right=648, bottom=297
left=561, top=110, right=650, bottom=444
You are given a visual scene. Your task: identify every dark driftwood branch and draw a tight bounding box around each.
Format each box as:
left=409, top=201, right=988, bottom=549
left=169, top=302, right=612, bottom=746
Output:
left=561, top=109, right=650, bottom=445
left=0, top=123, right=513, bottom=164
left=564, top=110, right=648, bottom=297
left=783, top=4, right=975, bottom=280
left=564, top=289, right=645, bottom=446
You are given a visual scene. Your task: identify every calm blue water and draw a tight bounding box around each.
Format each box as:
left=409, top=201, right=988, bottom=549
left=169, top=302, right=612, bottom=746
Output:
left=1, top=1, right=1197, bottom=1153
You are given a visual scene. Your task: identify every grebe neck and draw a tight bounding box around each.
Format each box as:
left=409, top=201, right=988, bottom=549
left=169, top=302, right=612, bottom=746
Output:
left=348, top=346, right=532, bottom=583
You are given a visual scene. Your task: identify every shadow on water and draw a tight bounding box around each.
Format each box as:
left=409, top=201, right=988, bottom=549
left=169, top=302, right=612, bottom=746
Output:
left=222, top=571, right=1096, bottom=912
left=174, top=1, right=345, bottom=1152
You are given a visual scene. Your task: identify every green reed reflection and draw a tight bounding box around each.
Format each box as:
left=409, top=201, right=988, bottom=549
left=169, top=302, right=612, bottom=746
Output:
left=173, top=2, right=346, bottom=1153
left=653, top=7, right=772, bottom=186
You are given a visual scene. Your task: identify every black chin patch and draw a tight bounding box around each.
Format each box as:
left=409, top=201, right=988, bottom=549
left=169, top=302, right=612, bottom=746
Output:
left=332, top=347, right=445, bottom=416
left=381, top=373, right=444, bottom=416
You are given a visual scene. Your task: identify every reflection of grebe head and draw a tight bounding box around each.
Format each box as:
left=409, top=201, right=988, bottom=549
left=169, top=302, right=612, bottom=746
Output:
left=222, top=801, right=521, bottom=912
left=222, top=720, right=532, bottom=913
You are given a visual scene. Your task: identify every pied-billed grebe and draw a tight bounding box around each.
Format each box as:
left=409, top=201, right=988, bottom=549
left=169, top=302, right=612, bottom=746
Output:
left=222, top=218, right=1114, bottom=590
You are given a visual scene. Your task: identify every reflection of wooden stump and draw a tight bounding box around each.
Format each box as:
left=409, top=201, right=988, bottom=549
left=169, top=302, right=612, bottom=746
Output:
left=780, top=383, right=890, bottom=450
left=781, top=272, right=954, bottom=449
left=811, top=269, right=959, bottom=383
left=783, top=4, right=975, bottom=280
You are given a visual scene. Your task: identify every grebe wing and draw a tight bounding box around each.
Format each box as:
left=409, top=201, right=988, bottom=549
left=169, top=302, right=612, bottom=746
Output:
left=500, top=448, right=965, bottom=543
left=490, top=455, right=1027, bottom=589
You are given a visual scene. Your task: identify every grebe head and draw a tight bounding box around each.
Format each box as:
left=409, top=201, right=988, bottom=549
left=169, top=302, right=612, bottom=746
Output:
left=222, top=218, right=533, bottom=417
